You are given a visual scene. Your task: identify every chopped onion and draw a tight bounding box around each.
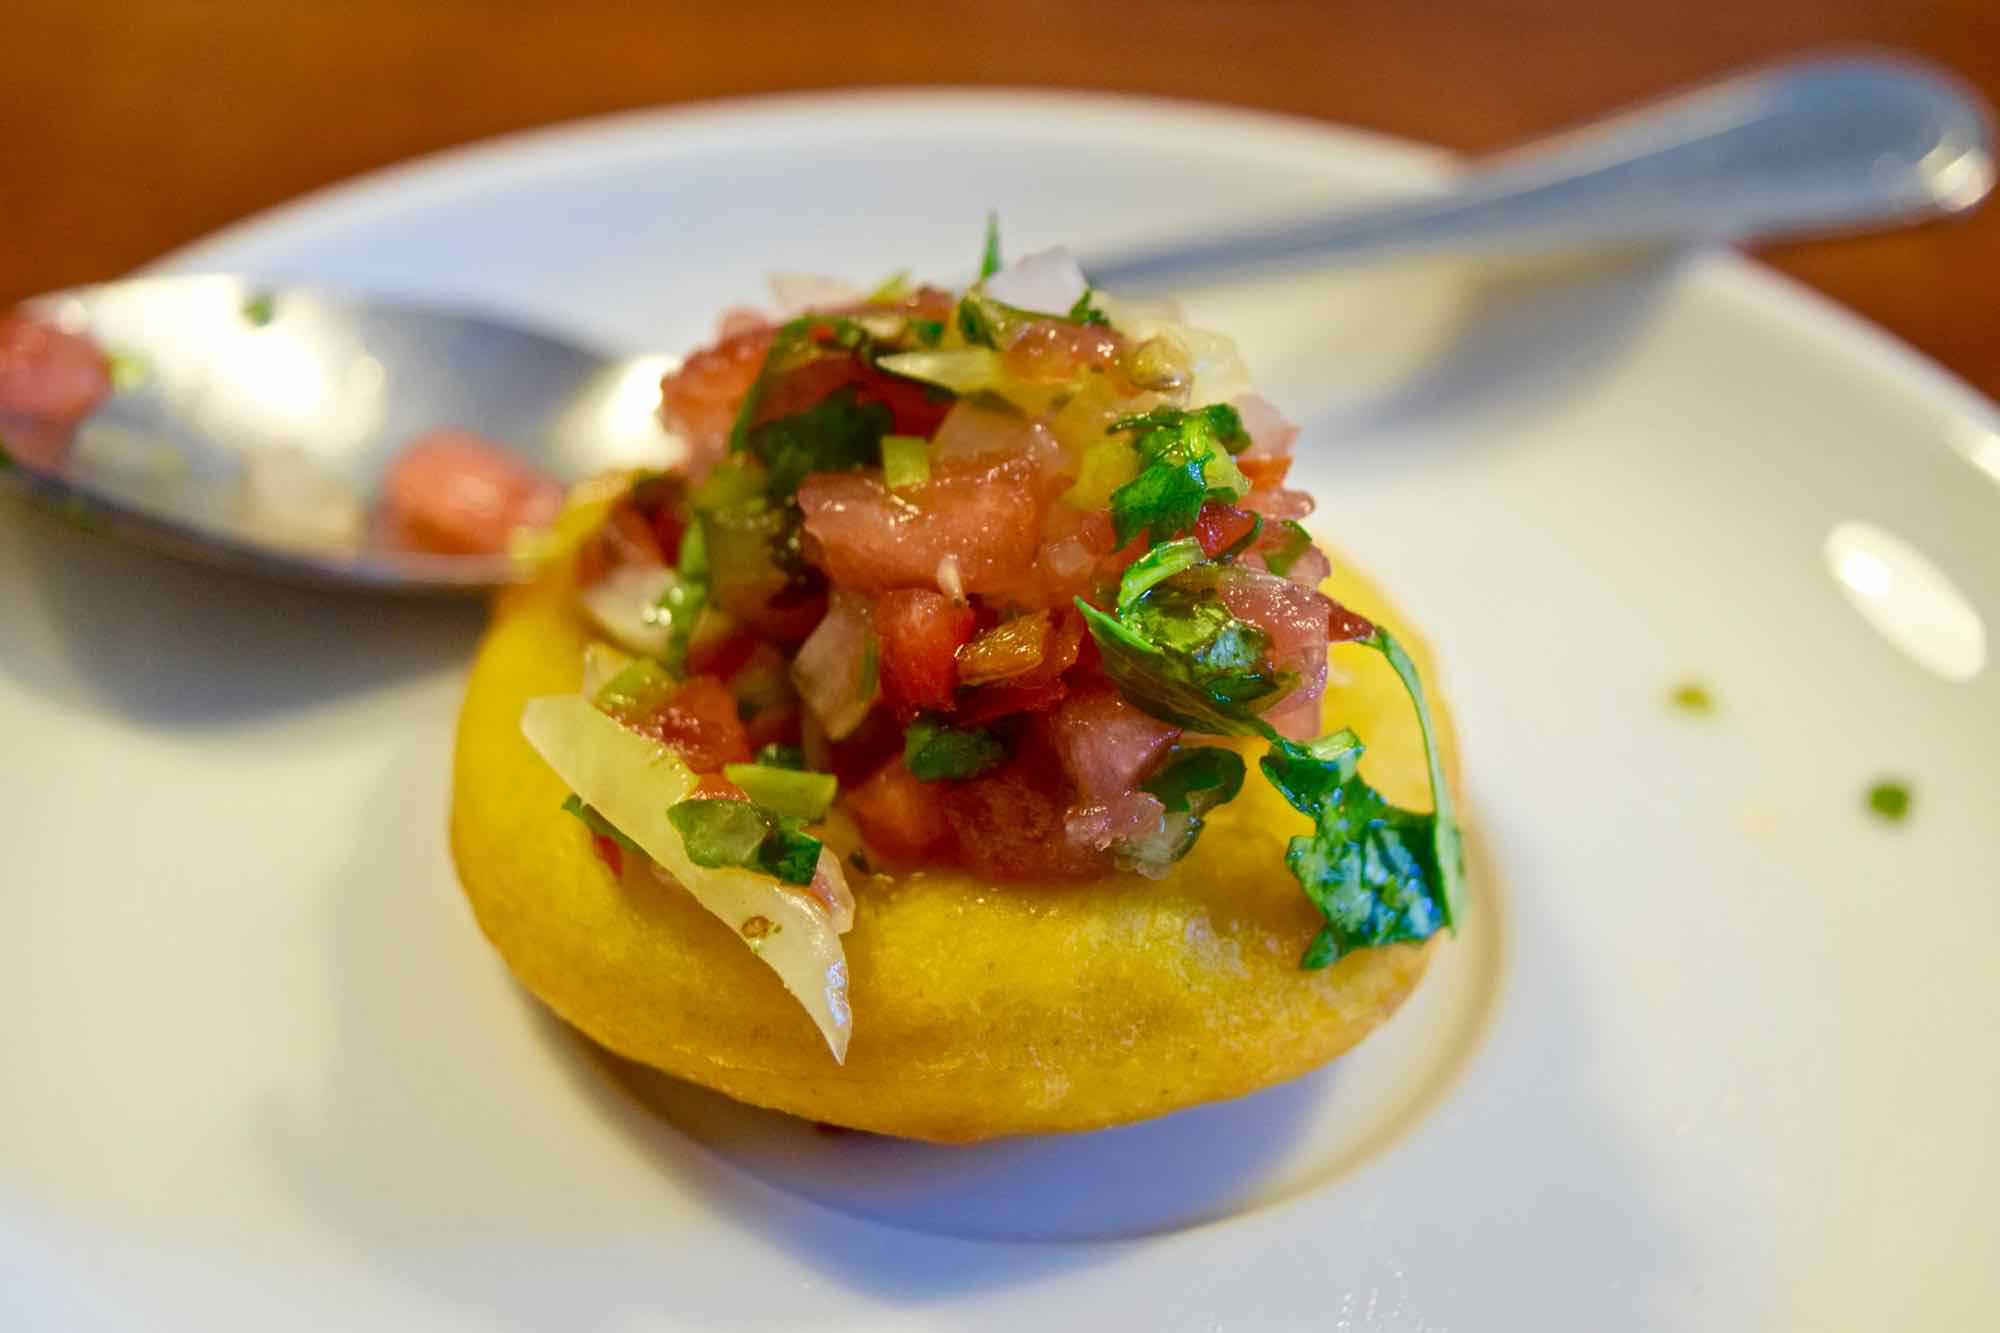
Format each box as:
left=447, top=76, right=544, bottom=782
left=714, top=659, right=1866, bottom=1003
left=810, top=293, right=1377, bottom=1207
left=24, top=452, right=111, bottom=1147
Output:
left=521, top=695, right=854, bottom=1061
left=577, top=562, right=677, bottom=657
left=768, top=272, right=866, bottom=314
left=875, top=348, right=1004, bottom=395
left=935, top=554, right=964, bottom=601
left=791, top=589, right=879, bottom=740
left=983, top=246, right=1089, bottom=315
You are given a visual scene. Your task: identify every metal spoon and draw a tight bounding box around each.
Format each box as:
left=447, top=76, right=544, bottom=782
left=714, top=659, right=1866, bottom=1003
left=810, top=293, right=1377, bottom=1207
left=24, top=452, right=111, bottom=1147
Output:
left=4, top=51, right=1989, bottom=594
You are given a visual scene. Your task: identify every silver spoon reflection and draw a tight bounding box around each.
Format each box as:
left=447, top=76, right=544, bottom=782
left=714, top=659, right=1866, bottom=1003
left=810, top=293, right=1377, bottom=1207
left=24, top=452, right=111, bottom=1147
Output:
left=2, top=51, right=1990, bottom=594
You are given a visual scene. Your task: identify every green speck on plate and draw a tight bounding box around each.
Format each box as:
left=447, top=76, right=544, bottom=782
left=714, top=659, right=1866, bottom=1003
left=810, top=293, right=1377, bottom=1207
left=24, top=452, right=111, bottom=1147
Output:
left=1865, top=779, right=1912, bottom=823
left=1667, top=680, right=1715, bottom=715
left=242, top=293, right=277, bottom=326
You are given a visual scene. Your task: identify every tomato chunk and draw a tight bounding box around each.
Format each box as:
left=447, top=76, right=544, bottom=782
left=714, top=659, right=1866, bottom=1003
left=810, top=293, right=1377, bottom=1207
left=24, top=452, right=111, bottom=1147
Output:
left=627, top=675, right=752, bottom=773
left=846, top=759, right=951, bottom=862
left=1194, top=501, right=1261, bottom=558
left=377, top=429, right=562, bottom=557
left=872, top=589, right=976, bottom=716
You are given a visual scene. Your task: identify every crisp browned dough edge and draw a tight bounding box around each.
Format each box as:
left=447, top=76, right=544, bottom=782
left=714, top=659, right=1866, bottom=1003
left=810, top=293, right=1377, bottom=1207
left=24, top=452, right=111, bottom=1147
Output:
left=450, top=549, right=1457, bottom=1142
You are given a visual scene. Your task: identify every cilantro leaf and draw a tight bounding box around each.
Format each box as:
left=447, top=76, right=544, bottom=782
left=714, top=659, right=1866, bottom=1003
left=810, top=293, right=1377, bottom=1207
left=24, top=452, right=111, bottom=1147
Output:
left=1143, top=746, right=1248, bottom=813
left=725, top=315, right=880, bottom=456
left=1076, top=561, right=1465, bottom=965
left=1106, top=405, right=1253, bottom=545
left=561, top=794, right=640, bottom=852
left=0, top=433, right=12, bottom=472
left=746, top=387, right=894, bottom=497
left=1260, top=731, right=1448, bottom=966
left=979, top=212, right=1003, bottom=280
left=1115, top=745, right=1248, bottom=873
left=1068, top=288, right=1111, bottom=327
left=1262, top=519, right=1314, bottom=577
left=1074, top=582, right=1286, bottom=737
left=667, top=798, right=823, bottom=886
left=1117, top=537, right=1206, bottom=609
left=904, top=714, right=1008, bottom=781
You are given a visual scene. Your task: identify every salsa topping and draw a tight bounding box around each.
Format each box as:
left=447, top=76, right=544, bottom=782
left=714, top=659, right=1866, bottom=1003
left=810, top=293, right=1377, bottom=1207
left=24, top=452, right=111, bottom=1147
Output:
left=520, top=223, right=1465, bottom=1058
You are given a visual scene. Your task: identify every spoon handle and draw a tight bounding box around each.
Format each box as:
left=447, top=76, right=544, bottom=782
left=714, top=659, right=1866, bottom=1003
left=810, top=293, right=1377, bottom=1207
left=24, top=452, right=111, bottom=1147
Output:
left=1085, top=53, right=1995, bottom=288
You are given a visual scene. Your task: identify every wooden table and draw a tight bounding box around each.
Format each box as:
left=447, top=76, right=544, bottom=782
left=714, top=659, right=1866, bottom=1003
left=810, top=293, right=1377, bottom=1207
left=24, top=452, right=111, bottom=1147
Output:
left=9, top=1, right=1996, bottom=400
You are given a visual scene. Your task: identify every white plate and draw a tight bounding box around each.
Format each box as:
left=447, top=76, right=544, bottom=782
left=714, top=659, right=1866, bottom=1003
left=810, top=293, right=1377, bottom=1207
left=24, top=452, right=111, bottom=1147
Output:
left=4, top=91, right=1997, bottom=1331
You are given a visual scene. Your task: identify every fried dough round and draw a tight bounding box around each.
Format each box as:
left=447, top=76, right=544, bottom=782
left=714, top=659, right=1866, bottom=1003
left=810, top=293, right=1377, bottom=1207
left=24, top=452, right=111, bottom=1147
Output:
left=450, top=552, right=1457, bottom=1142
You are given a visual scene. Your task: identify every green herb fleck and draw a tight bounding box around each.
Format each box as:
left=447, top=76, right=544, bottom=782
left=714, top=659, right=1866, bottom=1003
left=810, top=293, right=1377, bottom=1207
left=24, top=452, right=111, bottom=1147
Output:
left=242, top=292, right=277, bottom=327
left=1117, top=537, right=1207, bottom=610
left=848, top=848, right=874, bottom=875
left=755, top=743, right=807, bottom=770
left=561, top=794, right=640, bottom=852
left=595, top=657, right=676, bottom=722
left=1667, top=680, right=1716, bottom=715
left=1144, top=746, right=1248, bottom=814
left=979, top=212, right=1003, bottom=280
left=723, top=763, right=838, bottom=822
left=105, top=349, right=151, bottom=392
left=0, top=434, right=12, bottom=472
left=746, top=387, right=894, bottom=498
left=904, top=714, right=1008, bottom=781
left=668, top=798, right=823, bottom=885
left=1067, top=288, right=1111, bottom=327
left=910, top=318, right=946, bottom=347
left=1106, top=405, right=1252, bottom=546
left=1865, top=779, right=1912, bottom=823
left=1263, top=520, right=1313, bottom=577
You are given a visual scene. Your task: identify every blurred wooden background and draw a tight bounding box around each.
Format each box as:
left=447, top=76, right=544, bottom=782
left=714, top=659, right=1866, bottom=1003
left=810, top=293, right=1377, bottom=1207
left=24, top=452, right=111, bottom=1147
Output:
left=7, top=1, right=1995, bottom=399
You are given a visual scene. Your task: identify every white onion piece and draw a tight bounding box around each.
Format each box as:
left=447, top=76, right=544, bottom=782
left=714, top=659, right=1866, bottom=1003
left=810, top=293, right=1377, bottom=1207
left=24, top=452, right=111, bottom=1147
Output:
left=520, top=695, right=853, bottom=1062
left=983, top=246, right=1089, bottom=315
left=768, top=272, right=867, bottom=314
left=791, top=589, right=879, bottom=740
left=577, top=563, right=675, bottom=657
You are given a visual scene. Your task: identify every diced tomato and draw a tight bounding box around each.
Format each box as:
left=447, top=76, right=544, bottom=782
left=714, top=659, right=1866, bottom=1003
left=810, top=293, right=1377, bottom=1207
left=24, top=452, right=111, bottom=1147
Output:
left=690, top=772, right=750, bottom=801
left=1194, top=501, right=1261, bottom=559
left=575, top=505, right=666, bottom=585
left=1238, top=454, right=1293, bottom=490
left=744, top=704, right=802, bottom=751
left=659, top=324, right=774, bottom=468
left=687, top=626, right=762, bottom=679
left=757, top=353, right=953, bottom=439
left=376, top=429, right=563, bottom=558
left=846, top=759, right=951, bottom=863
left=1217, top=568, right=1335, bottom=742
left=629, top=476, right=689, bottom=561
left=0, top=311, right=110, bottom=426
left=940, top=740, right=1101, bottom=880
left=954, top=678, right=1068, bottom=726
left=824, top=708, right=905, bottom=787
left=1001, top=320, right=1123, bottom=384
left=1241, top=486, right=1314, bottom=521
left=590, top=834, right=625, bottom=877
left=798, top=451, right=1046, bottom=595
left=1043, top=682, right=1180, bottom=800
left=626, top=675, right=752, bottom=773
left=873, top=589, right=976, bottom=716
